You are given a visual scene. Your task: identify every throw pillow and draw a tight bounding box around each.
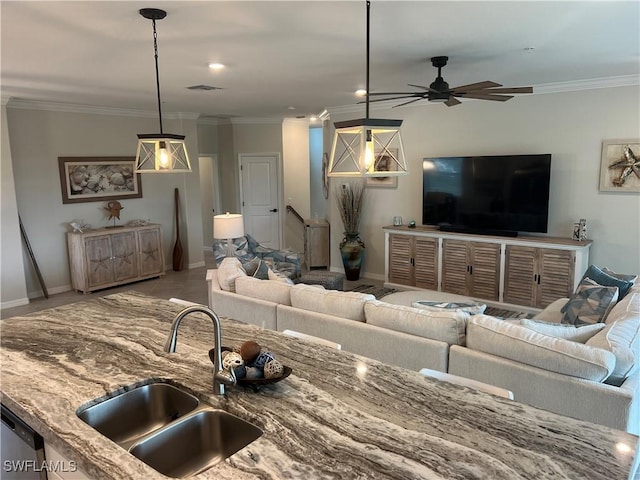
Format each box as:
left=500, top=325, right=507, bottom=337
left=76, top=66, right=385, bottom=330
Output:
left=412, top=300, right=486, bottom=315
left=242, top=256, right=261, bottom=276
left=520, top=319, right=605, bottom=343
left=581, top=265, right=635, bottom=299
left=217, top=257, right=246, bottom=292
left=561, top=277, right=619, bottom=325
left=253, top=260, right=270, bottom=280
left=602, top=267, right=638, bottom=285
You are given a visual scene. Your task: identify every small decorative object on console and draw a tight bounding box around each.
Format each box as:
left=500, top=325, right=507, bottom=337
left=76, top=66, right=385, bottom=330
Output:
left=572, top=218, right=587, bottom=241
left=125, top=219, right=150, bottom=227
left=408, top=220, right=416, bottom=228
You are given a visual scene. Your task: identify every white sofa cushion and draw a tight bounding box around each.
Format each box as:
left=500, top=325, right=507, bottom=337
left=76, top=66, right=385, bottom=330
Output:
left=467, top=315, right=616, bottom=382
left=365, top=300, right=468, bottom=346
left=586, top=286, right=640, bottom=386
left=235, top=276, right=292, bottom=305
left=520, top=319, right=605, bottom=343
left=217, top=257, right=246, bottom=292
left=290, top=284, right=374, bottom=322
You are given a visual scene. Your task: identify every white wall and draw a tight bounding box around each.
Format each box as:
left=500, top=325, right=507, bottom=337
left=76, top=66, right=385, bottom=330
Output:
left=1, top=104, right=29, bottom=308
left=328, top=86, right=640, bottom=280
left=5, top=105, right=204, bottom=300
left=309, top=126, right=328, bottom=221
left=282, top=118, right=310, bottom=252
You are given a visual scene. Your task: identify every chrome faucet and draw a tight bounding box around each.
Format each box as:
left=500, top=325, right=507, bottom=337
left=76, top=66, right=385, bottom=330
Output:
left=163, top=305, right=236, bottom=395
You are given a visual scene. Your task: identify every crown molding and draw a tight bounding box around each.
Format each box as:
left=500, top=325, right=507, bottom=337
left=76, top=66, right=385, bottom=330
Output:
left=230, top=117, right=284, bottom=125
left=326, top=75, right=640, bottom=116
left=5, top=98, right=198, bottom=120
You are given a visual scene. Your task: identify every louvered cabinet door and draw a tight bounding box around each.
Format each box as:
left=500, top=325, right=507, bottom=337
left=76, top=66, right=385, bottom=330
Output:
left=441, top=239, right=469, bottom=295
left=111, top=232, right=138, bottom=281
left=504, top=246, right=537, bottom=307
left=414, top=237, right=438, bottom=290
left=469, top=242, right=501, bottom=301
left=537, top=248, right=575, bottom=308
left=388, top=234, right=413, bottom=286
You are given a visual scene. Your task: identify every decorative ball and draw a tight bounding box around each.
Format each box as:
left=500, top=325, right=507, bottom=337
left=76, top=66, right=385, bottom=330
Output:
left=251, top=351, right=275, bottom=370
left=233, top=365, right=247, bottom=379
left=240, top=340, right=262, bottom=363
left=245, top=366, right=264, bottom=380
left=222, top=351, right=244, bottom=371
left=263, top=359, right=284, bottom=379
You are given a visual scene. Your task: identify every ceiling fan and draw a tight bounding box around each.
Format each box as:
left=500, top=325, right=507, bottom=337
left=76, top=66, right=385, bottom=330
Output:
left=366, top=56, right=533, bottom=107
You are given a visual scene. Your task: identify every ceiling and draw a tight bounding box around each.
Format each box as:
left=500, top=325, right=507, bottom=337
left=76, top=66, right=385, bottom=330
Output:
left=2, top=1, right=639, bottom=121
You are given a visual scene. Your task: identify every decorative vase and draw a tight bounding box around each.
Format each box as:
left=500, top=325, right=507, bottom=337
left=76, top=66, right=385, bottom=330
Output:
left=340, top=233, right=365, bottom=281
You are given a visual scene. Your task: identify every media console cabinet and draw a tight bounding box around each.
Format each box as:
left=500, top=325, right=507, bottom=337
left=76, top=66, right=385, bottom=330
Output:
left=383, top=225, right=592, bottom=310
left=67, top=224, right=165, bottom=293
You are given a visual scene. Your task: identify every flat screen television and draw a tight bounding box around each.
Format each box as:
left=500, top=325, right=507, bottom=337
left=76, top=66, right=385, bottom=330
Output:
left=422, top=154, right=551, bottom=236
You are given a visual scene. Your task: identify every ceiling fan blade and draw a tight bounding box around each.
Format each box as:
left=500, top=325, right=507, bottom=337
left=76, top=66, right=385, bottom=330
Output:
left=407, top=83, right=430, bottom=91
left=367, top=92, right=421, bottom=96
left=455, top=92, right=514, bottom=102
left=484, top=86, right=533, bottom=94
left=358, top=95, right=416, bottom=104
left=451, top=81, right=502, bottom=92
left=393, top=97, right=425, bottom=108
left=445, top=97, right=462, bottom=107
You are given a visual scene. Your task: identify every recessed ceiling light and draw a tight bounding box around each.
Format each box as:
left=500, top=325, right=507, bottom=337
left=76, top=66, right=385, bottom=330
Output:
left=287, top=106, right=296, bottom=110
left=355, top=89, right=367, bottom=97
left=309, top=116, right=318, bottom=121
left=208, top=63, right=225, bottom=70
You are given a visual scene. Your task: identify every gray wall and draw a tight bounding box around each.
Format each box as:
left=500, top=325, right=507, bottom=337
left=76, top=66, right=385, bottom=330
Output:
left=327, top=86, right=640, bottom=280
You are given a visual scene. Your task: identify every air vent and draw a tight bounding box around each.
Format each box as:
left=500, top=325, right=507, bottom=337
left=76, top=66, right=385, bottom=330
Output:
left=186, top=85, right=224, bottom=91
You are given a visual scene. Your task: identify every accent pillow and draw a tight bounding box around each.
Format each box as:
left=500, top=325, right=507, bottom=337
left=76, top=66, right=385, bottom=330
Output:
left=217, top=257, right=246, bottom=292
left=253, top=260, right=270, bottom=280
left=561, top=277, right=619, bottom=325
left=412, top=300, right=486, bottom=315
left=242, top=256, right=260, bottom=276
left=581, top=265, right=635, bottom=299
left=267, top=268, right=294, bottom=285
left=520, top=319, right=605, bottom=343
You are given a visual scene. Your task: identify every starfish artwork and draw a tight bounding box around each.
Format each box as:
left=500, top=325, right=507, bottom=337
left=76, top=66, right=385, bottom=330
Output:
left=608, top=144, right=640, bottom=187
left=104, top=200, right=124, bottom=225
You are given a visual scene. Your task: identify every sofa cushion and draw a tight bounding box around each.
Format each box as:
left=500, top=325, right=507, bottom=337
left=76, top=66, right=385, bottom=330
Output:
left=217, top=257, right=246, bottom=292
left=467, top=315, right=616, bottom=382
left=235, top=276, right=292, bottom=306
left=561, top=277, right=619, bottom=325
left=520, top=319, right=605, bottom=343
left=290, top=284, right=374, bottom=322
left=365, top=300, right=468, bottom=346
left=411, top=300, right=486, bottom=315
left=586, top=286, right=640, bottom=386
left=581, top=265, right=635, bottom=299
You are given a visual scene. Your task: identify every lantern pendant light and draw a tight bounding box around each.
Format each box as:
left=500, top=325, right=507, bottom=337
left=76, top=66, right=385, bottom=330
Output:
left=327, top=1, right=407, bottom=178
left=135, top=8, right=191, bottom=173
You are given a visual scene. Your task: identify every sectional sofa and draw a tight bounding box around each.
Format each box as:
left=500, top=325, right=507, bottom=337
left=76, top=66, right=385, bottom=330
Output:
left=206, top=268, right=639, bottom=434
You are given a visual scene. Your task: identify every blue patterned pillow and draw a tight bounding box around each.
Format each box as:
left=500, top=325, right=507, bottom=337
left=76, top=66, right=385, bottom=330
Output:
left=561, top=277, right=619, bottom=325
left=581, top=265, right=634, bottom=299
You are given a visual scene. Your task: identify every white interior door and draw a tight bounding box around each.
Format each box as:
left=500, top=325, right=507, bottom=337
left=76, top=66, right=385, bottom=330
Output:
left=240, top=154, right=281, bottom=248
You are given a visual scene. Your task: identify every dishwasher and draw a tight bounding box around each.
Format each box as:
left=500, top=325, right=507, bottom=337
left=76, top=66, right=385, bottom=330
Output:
left=1, top=404, right=47, bottom=480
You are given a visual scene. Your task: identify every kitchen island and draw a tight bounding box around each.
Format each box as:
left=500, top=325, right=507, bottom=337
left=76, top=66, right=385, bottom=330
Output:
left=1, top=291, right=637, bottom=479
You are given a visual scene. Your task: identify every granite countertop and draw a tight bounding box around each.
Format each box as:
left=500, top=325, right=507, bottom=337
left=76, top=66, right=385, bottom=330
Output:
left=1, top=291, right=637, bottom=479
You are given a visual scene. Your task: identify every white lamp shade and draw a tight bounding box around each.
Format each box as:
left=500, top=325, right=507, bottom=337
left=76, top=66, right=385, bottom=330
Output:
left=213, top=213, right=245, bottom=240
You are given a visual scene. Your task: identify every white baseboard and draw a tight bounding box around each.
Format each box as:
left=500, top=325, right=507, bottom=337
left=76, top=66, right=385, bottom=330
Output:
left=1, top=296, right=30, bottom=310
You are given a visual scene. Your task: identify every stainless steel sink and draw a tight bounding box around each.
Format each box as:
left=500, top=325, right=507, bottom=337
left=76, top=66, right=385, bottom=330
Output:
left=77, top=380, right=263, bottom=477
left=78, top=381, right=200, bottom=449
left=130, top=409, right=263, bottom=478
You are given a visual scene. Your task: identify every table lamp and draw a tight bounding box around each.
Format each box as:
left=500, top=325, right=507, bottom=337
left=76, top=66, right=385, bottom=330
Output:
left=213, top=213, right=245, bottom=257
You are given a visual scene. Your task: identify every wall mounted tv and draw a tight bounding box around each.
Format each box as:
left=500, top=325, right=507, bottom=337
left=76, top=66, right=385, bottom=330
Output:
left=422, top=154, right=552, bottom=237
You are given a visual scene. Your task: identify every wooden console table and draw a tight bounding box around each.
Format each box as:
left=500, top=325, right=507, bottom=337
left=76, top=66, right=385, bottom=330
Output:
left=384, top=225, right=592, bottom=310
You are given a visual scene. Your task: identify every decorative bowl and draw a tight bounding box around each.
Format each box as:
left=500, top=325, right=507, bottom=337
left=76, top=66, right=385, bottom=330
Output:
left=208, top=347, right=292, bottom=391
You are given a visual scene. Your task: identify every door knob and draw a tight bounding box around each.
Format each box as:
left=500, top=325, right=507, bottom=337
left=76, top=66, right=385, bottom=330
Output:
left=269, top=208, right=278, bottom=212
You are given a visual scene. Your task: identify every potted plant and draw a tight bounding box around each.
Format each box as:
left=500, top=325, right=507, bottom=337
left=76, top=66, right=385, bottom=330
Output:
left=335, top=180, right=366, bottom=280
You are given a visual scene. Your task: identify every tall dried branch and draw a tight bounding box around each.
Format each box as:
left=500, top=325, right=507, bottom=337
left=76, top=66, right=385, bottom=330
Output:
left=335, top=180, right=365, bottom=233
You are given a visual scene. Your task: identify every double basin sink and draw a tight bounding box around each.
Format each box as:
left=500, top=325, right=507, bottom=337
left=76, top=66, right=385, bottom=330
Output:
left=77, top=380, right=262, bottom=478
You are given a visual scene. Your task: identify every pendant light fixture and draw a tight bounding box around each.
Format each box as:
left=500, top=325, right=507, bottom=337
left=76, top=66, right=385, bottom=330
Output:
left=327, top=1, right=407, bottom=177
left=135, top=8, right=191, bottom=173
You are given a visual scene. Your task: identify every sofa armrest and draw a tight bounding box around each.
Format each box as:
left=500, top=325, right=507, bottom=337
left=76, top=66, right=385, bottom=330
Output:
left=532, top=297, right=569, bottom=323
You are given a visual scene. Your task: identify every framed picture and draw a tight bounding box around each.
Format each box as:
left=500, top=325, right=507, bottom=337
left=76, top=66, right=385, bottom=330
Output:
left=599, top=139, right=640, bottom=193
left=365, top=149, right=398, bottom=188
left=58, top=157, right=143, bottom=204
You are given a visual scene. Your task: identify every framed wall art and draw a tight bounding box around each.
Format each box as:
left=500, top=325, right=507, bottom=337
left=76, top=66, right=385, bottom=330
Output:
left=58, top=157, right=143, bottom=204
left=365, top=149, right=398, bottom=188
left=599, top=139, right=640, bottom=193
